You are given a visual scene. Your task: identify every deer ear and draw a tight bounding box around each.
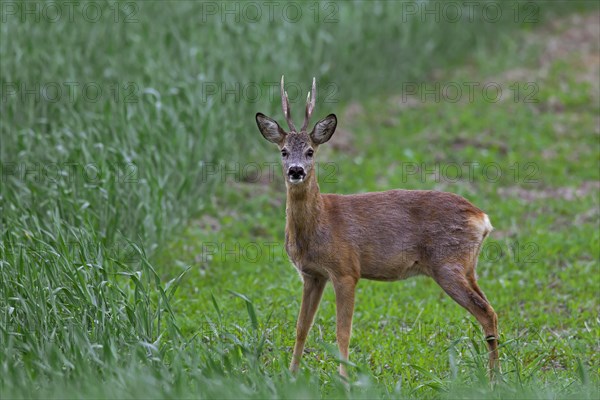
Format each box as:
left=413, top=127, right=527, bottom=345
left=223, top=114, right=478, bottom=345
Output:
left=256, top=113, right=286, bottom=144
left=310, top=114, right=337, bottom=145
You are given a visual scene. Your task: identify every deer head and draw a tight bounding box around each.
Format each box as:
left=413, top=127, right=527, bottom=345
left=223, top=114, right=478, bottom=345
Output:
left=256, top=76, right=337, bottom=185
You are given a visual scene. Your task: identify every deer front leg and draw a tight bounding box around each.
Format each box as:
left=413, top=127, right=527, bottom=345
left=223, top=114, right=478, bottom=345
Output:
left=290, top=274, right=327, bottom=373
left=331, top=275, right=357, bottom=379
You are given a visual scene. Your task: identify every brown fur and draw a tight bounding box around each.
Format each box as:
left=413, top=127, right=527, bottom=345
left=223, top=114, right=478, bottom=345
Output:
left=288, top=188, right=488, bottom=281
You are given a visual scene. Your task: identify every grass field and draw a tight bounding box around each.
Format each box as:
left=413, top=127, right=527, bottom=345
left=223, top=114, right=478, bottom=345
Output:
left=1, top=1, right=599, bottom=399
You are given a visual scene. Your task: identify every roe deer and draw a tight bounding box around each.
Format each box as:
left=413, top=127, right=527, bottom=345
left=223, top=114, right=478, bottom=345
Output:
left=255, top=76, right=499, bottom=379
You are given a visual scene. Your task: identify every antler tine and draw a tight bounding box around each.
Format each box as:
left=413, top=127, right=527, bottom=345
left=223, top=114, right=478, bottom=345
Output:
left=280, top=75, right=296, bottom=132
left=301, top=77, right=317, bottom=132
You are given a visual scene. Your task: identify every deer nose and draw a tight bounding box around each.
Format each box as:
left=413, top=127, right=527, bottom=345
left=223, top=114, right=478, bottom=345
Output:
left=288, top=166, right=306, bottom=181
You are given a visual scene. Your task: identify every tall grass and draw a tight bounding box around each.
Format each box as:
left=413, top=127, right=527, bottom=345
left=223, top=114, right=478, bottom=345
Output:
left=1, top=1, right=597, bottom=398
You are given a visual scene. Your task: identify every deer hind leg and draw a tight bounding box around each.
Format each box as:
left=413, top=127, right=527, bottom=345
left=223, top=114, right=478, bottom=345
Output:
left=466, top=271, right=499, bottom=370
left=290, top=274, right=327, bottom=373
left=433, top=264, right=499, bottom=375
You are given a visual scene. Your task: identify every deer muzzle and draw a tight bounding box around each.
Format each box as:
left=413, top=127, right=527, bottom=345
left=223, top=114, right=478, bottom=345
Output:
left=287, top=165, right=306, bottom=184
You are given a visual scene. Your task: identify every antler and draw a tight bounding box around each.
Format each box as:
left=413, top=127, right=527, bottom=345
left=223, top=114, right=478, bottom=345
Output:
left=280, top=75, right=296, bottom=132
left=301, top=77, right=316, bottom=132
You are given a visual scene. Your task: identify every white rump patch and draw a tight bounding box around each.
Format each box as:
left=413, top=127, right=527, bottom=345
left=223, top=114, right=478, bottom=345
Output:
left=482, top=214, right=493, bottom=235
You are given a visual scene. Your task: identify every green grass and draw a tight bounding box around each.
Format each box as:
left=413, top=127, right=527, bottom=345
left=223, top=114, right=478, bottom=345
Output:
left=1, top=1, right=599, bottom=398
left=164, top=45, right=600, bottom=397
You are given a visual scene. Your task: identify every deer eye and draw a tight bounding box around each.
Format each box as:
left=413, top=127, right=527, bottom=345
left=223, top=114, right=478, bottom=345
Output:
left=281, top=149, right=288, bottom=157
left=306, top=149, right=314, bottom=158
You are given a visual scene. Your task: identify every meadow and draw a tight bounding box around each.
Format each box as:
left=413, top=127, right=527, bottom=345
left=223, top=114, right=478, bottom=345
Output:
left=1, top=1, right=598, bottom=398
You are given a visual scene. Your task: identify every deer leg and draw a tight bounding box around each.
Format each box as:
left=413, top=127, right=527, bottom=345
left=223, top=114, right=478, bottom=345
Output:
left=331, top=275, right=357, bottom=379
left=433, top=265, right=499, bottom=376
left=467, top=270, right=489, bottom=302
left=466, top=273, right=499, bottom=371
left=290, top=274, right=327, bottom=373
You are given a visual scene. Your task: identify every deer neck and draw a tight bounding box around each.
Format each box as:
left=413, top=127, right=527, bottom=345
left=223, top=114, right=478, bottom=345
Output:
left=285, top=174, right=323, bottom=236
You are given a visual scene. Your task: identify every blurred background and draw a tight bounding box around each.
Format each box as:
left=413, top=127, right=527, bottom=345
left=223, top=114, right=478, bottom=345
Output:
left=1, top=1, right=598, bottom=398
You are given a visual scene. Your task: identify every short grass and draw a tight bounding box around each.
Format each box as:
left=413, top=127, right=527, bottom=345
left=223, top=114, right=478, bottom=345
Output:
left=1, top=1, right=598, bottom=399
